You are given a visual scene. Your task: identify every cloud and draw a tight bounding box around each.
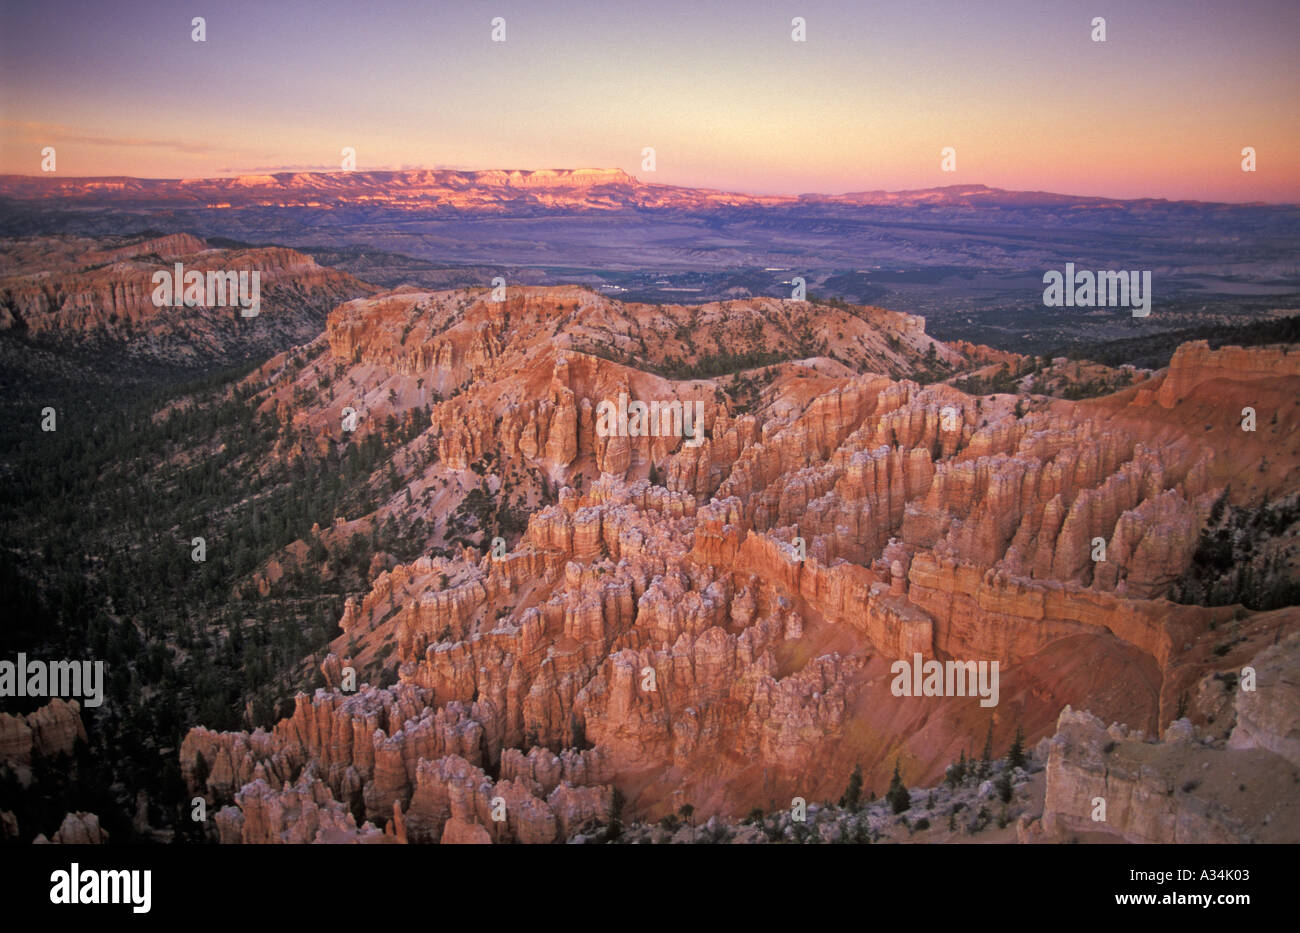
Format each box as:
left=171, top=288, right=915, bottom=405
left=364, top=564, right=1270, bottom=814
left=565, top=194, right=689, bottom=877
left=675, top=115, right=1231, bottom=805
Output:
left=214, top=162, right=473, bottom=174
left=0, top=121, right=243, bottom=156
left=215, top=164, right=340, bottom=174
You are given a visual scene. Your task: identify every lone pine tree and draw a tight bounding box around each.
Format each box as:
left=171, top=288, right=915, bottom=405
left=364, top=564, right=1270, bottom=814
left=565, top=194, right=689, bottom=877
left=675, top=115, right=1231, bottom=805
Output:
left=886, top=759, right=911, bottom=814
left=840, top=764, right=864, bottom=810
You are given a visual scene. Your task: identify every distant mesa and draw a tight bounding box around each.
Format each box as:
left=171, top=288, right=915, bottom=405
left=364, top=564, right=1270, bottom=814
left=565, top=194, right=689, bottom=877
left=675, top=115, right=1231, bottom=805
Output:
left=0, top=170, right=1280, bottom=212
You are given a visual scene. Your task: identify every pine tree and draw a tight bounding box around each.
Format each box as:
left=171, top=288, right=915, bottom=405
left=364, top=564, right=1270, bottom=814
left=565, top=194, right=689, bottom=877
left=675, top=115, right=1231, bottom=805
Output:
left=979, top=721, right=994, bottom=778
left=191, top=751, right=210, bottom=791
left=945, top=750, right=967, bottom=788
left=886, top=759, right=911, bottom=814
left=1007, top=724, right=1027, bottom=771
left=996, top=771, right=1013, bottom=804
left=839, top=764, right=863, bottom=810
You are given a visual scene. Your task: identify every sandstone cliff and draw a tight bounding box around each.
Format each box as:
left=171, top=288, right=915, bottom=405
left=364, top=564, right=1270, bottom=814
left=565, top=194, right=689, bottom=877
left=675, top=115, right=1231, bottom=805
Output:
left=0, top=698, right=86, bottom=770
left=0, top=233, right=376, bottom=365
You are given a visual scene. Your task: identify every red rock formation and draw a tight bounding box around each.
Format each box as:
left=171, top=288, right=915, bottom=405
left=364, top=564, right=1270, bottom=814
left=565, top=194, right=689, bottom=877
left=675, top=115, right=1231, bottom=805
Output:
left=176, top=286, right=1299, bottom=841
left=34, top=811, right=108, bottom=845
left=0, top=699, right=86, bottom=767
left=1155, top=341, right=1300, bottom=409
left=1041, top=704, right=1300, bottom=844
left=0, top=234, right=376, bottom=363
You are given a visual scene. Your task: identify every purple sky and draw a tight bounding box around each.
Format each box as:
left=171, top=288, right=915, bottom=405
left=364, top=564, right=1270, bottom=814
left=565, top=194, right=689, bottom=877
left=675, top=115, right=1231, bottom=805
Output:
left=1, top=0, right=1296, bottom=201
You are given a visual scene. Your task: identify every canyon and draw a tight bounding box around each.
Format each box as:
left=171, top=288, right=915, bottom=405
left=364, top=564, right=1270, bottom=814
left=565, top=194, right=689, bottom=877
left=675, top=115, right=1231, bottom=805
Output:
left=124, top=283, right=1297, bottom=843
left=0, top=234, right=1295, bottom=845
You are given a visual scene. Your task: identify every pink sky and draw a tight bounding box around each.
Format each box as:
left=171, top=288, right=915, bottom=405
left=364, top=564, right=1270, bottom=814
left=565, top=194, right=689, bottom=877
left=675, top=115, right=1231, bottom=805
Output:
left=1, top=0, right=1296, bottom=203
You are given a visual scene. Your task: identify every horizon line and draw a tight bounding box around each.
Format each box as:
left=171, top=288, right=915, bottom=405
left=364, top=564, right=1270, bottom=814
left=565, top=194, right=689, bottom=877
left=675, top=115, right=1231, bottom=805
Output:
left=0, top=168, right=1293, bottom=209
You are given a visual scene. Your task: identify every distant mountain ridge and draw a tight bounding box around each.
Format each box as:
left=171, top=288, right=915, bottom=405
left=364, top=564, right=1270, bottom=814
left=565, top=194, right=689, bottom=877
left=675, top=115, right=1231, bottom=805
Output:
left=0, top=170, right=1285, bottom=211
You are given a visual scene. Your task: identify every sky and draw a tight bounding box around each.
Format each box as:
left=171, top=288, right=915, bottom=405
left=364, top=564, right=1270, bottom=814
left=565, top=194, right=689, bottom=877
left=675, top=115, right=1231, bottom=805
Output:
left=1, top=0, right=1297, bottom=202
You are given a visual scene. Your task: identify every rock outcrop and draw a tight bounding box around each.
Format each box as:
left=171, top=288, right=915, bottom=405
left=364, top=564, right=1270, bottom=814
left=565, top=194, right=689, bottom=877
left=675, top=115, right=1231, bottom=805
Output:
left=33, top=811, right=108, bottom=845
left=0, top=234, right=376, bottom=365
left=0, top=699, right=86, bottom=769
left=1041, top=704, right=1300, bottom=844
left=1155, top=340, right=1300, bottom=409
